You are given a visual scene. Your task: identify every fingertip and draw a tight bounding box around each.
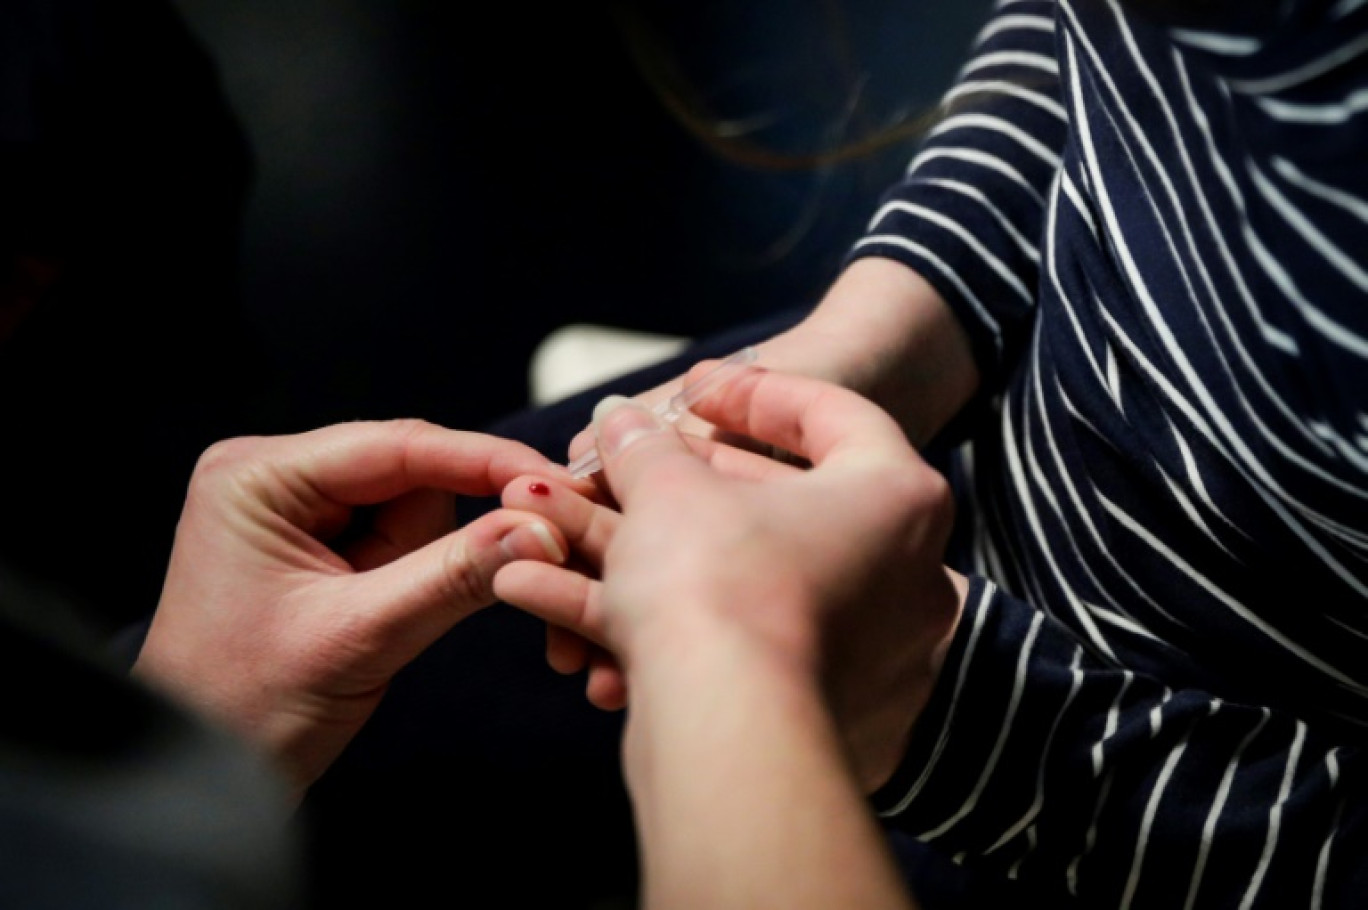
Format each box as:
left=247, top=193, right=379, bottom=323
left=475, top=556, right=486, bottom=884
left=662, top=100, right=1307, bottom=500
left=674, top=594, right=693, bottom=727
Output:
left=592, top=396, right=667, bottom=460
left=585, top=649, right=627, bottom=711
left=546, top=624, right=590, bottom=675
left=498, top=520, right=566, bottom=565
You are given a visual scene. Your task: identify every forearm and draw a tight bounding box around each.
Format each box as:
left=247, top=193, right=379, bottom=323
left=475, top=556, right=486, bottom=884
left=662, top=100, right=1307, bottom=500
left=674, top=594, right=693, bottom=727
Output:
left=758, top=257, right=979, bottom=449
left=622, top=621, right=917, bottom=910
left=764, top=0, right=1066, bottom=448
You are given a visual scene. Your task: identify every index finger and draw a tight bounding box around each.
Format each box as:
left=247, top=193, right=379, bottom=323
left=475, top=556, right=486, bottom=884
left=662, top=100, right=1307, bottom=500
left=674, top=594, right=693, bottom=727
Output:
left=592, top=396, right=712, bottom=510
left=685, top=367, right=912, bottom=471
left=239, top=419, right=575, bottom=507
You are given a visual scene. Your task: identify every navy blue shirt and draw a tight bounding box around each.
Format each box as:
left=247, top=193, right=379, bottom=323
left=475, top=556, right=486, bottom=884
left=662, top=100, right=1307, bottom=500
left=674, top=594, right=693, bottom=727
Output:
left=855, top=1, right=1368, bottom=906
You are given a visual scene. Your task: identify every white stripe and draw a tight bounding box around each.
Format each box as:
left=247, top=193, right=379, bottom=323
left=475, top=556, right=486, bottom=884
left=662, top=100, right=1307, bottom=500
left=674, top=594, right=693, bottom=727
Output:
left=879, top=583, right=997, bottom=817
left=976, top=12, right=1058, bottom=46
left=1002, top=393, right=1119, bottom=658
left=1256, top=86, right=1368, bottom=125
left=1170, top=28, right=1262, bottom=56
left=1228, top=31, right=1368, bottom=95
left=1087, top=602, right=1166, bottom=641
left=1075, top=53, right=1328, bottom=473
left=1166, top=54, right=1303, bottom=357
left=920, top=612, right=1048, bottom=839
left=1243, top=223, right=1368, bottom=359
left=1048, top=169, right=1108, bottom=394
left=1309, top=419, right=1368, bottom=480
left=1008, top=829, right=1036, bottom=880
left=920, top=177, right=1041, bottom=260
left=1333, top=0, right=1368, bottom=17
left=1093, top=671, right=1135, bottom=776
left=929, top=112, right=1065, bottom=169
left=1098, top=490, right=1368, bottom=694
left=1104, top=344, right=1122, bottom=408
left=1058, top=170, right=1099, bottom=238
left=985, top=649, right=1086, bottom=856
left=1311, top=751, right=1342, bottom=910
left=1170, top=55, right=1368, bottom=478
left=1104, top=38, right=1368, bottom=499
left=1249, top=159, right=1368, bottom=291
left=1045, top=371, right=1189, bottom=628
left=1073, top=26, right=1368, bottom=542
left=1239, top=722, right=1308, bottom=909
left=945, top=78, right=1069, bottom=122
left=962, top=50, right=1061, bottom=77
left=873, top=200, right=1034, bottom=302
left=1182, top=706, right=1271, bottom=910
left=1101, top=305, right=1368, bottom=602
left=1326, top=614, right=1368, bottom=643
left=1069, top=771, right=1115, bottom=895
left=1122, top=725, right=1191, bottom=910
left=1168, top=415, right=1251, bottom=541
left=1159, top=471, right=1239, bottom=558
left=1096, top=0, right=1353, bottom=469
left=1272, top=156, right=1368, bottom=226
left=908, top=147, right=1047, bottom=207
left=1149, top=693, right=1168, bottom=738
left=852, top=234, right=1003, bottom=348
left=1077, top=3, right=1317, bottom=427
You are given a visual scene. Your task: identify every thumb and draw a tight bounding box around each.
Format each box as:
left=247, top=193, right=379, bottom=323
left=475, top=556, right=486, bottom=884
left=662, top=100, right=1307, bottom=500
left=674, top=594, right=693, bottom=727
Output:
left=342, top=509, right=567, bottom=667
left=592, top=394, right=702, bottom=507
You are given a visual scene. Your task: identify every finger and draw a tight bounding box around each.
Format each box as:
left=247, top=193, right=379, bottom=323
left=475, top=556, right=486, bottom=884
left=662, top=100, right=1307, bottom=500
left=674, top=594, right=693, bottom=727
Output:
left=685, top=368, right=911, bottom=471
left=546, top=623, right=590, bottom=676
left=566, top=425, right=595, bottom=464
left=585, top=647, right=628, bottom=712
left=342, top=509, right=569, bottom=667
left=243, top=420, right=568, bottom=516
left=343, top=488, right=456, bottom=571
left=590, top=395, right=709, bottom=510
left=681, top=433, right=807, bottom=482
left=565, top=375, right=708, bottom=466
left=493, top=560, right=610, bottom=649
left=501, top=475, right=620, bottom=569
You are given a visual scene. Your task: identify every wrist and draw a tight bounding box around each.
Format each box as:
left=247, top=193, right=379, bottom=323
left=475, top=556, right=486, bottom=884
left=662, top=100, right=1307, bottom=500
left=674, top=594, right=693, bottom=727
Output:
left=764, top=257, right=979, bottom=447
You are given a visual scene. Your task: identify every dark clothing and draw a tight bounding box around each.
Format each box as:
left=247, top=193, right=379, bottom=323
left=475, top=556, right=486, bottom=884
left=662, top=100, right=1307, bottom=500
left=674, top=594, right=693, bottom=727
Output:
left=0, top=560, right=301, bottom=910
left=855, top=0, right=1368, bottom=906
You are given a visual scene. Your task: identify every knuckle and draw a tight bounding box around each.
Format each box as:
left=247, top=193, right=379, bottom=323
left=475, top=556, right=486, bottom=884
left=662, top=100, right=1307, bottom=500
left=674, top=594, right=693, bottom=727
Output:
left=194, top=436, right=254, bottom=475
left=879, top=458, right=955, bottom=533
left=436, top=535, right=497, bottom=608
left=187, top=436, right=271, bottom=500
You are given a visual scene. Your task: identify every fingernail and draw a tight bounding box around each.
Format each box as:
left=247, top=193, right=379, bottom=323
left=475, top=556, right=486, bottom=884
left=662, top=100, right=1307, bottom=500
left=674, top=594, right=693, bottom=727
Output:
left=499, top=522, right=565, bottom=564
left=592, top=394, right=634, bottom=422
left=592, top=395, right=664, bottom=458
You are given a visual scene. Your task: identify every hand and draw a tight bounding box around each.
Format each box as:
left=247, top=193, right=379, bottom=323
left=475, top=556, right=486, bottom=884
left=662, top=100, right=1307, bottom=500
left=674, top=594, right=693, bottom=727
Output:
left=497, top=367, right=967, bottom=791
left=563, top=258, right=980, bottom=475
left=132, top=419, right=572, bottom=802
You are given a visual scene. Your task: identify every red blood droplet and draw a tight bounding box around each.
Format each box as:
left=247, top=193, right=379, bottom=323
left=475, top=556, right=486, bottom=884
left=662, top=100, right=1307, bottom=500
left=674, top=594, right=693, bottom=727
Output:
left=529, top=481, right=551, bottom=496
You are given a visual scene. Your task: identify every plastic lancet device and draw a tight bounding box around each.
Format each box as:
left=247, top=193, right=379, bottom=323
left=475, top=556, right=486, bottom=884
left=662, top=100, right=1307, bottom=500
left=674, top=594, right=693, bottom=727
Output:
left=567, top=345, right=759, bottom=479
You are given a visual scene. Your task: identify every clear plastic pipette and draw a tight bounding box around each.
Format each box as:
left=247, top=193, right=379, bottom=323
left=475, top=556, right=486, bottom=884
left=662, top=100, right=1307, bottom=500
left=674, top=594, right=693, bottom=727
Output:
left=567, top=345, right=759, bottom=479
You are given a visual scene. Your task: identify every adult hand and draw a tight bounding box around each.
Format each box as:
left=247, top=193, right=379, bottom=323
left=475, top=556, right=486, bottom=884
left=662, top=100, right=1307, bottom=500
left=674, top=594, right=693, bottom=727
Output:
left=497, top=367, right=967, bottom=791
left=132, top=419, right=572, bottom=802
left=563, top=257, right=981, bottom=471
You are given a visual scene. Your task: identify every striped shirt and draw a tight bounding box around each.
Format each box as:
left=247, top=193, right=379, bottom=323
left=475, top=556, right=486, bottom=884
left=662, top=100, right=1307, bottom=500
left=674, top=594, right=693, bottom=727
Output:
left=853, top=1, right=1368, bottom=906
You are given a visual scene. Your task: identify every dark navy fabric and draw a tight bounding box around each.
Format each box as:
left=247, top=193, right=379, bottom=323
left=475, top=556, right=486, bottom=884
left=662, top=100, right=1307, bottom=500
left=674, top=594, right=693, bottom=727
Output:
left=854, top=1, right=1368, bottom=906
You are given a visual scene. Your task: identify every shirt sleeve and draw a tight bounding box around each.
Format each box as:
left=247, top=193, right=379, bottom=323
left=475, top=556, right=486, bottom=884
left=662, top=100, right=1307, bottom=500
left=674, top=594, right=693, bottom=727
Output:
left=873, top=575, right=1367, bottom=908
left=847, top=0, right=1068, bottom=404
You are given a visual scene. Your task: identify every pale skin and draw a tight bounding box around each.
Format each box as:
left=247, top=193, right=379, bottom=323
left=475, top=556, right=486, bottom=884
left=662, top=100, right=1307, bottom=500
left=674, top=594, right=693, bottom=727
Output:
left=496, top=369, right=968, bottom=910
left=131, top=419, right=579, bottom=804
left=553, top=256, right=980, bottom=781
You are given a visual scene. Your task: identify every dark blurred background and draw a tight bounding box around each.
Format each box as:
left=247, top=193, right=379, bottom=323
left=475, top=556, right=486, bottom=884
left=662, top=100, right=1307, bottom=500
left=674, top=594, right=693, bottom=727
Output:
left=0, top=0, right=989, bottom=905
left=0, top=0, right=986, bottom=632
